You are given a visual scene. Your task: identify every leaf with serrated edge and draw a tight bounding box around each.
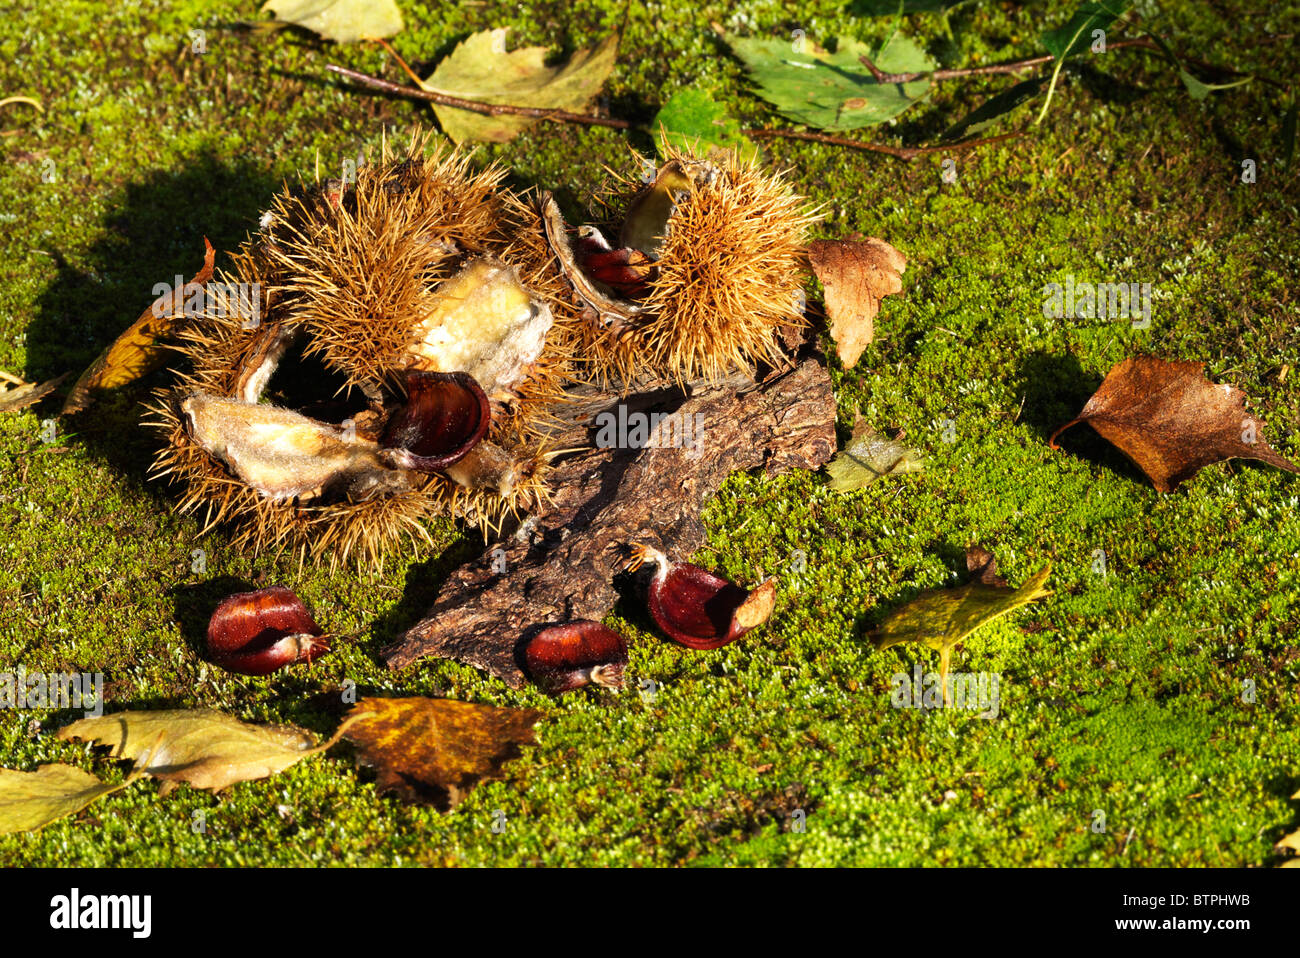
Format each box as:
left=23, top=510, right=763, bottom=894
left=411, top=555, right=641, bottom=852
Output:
left=1049, top=356, right=1300, bottom=492
left=0, top=764, right=132, bottom=834
left=653, top=87, right=759, bottom=162
left=342, top=697, right=542, bottom=811
left=260, top=0, right=402, bottom=43
left=809, top=238, right=907, bottom=367
left=873, top=566, right=1051, bottom=702
left=58, top=708, right=332, bottom=794
left=727, top=34, right=934, bottom=131
left=422, top=31, right=618, bottom=144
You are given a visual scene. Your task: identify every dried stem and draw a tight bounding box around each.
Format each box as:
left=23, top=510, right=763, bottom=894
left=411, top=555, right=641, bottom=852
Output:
left=324, top=63, right=633, bottom=130
left=743, top=128, right=1024, bottom=161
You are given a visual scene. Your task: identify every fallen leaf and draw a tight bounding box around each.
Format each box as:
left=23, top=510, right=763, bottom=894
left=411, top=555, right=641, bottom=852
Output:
left=825, top=416, right=923, bottom=490
left=1040, top=2, right=1128, bottom=61
left=0, top=371, right=67, bottom=414
left=808, top=238, right=907, bottom=367
left=341, top=697, right=542, bottom=810
left=0, top=764, right=130, bottom=835
left=422, top=30, right=618, bottom=144
left=873, top=565, right=1052, bottom=702
left=1049, top=356, right=1300, bottom=492
left=58, top=708, right=331, bottom=795
left=62, top=238, right=215, bottom=416
left=653, top=86, right=758, bottom=162
left=942, top=77, right=1045, bottom=141
left=260, top=0, right=402, bottom=43
left=725, top=34, right=933, bottom=131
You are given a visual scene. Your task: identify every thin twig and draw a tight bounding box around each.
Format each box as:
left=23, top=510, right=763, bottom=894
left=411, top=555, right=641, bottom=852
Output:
left=858, top=53, right=1055, bottom=84
left=742, top=127, right=1024, bottom=161
left=324, top=63, right=633, bottom=130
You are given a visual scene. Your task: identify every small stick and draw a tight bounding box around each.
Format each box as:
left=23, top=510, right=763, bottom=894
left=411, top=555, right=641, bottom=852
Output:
left=743, top=127, right=1024, bottom=161
left=324, top=63, right=633, bottom=130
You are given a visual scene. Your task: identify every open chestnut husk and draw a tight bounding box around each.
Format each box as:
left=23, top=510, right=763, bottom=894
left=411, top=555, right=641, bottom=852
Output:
left=522, top=621, right=627, bottom=694
left=206, top=586, right=331, bottom=676
left=381, top=371, right=490, bottom=473
left=627, top=545, right=776, bottom=650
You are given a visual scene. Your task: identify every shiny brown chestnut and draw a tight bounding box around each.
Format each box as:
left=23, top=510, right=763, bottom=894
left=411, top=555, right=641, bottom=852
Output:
left=523, top=621, right=628, bottom=694
left=381, top=371, right=490, bottom=473
left=627, top=544, right=776, bottom=650
left=206, top=586, right=331, bottom=676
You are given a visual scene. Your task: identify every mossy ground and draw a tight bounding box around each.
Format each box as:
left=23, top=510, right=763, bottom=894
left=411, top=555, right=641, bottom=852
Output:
left=1, top=0, right=1298, bottom=866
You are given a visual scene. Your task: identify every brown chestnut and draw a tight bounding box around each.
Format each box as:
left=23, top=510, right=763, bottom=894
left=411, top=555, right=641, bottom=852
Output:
left=523, top=621, right=627, bottom=694
left=381, top=371, right=490, bottom=473
left=206, top=586, right=331, bottom=676
left=627, top=544, right=776, bottom=650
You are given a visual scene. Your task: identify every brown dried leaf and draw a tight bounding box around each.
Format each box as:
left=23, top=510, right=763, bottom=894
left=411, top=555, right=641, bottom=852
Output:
left=808, top=238, right=907, bottom=368
left=341, top=697, right=542, bottom=810
left=0, top=371, right=67, bottom=414
left=58, top=708, right=328, bottom=795
left=1049, top=356, right=1300, bottom=492
left=62, top=238, right=215, bottom=416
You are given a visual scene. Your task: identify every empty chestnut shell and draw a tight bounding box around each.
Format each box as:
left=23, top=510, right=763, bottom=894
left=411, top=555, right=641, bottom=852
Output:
left=206, top=586, right=331, bottom=676
left=523, top=621, right=627, bottom=694
left=381, top=371, right=490, bottom=473
left=628, top=544, right=776, bottom=650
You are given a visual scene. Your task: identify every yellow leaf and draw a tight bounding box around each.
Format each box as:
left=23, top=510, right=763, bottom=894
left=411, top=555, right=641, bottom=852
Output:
left=0, top=764, right=129, bottom=834
left=422, top=30, right=618, bottom=144
left=58, top=708, right=332, bottom=794
left=873, top=565, right=1052, bottom=702
left=260, top=0, right=402, bottom=43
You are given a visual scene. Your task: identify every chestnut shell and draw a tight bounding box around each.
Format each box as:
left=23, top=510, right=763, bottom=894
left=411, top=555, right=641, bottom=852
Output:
left=523, top=621, right=628, bottom=694
left=647, top=562, right=776, bottom=651
left=381, top=371, right=490, bottom=473
left=206, top=586, right=330, bottom=676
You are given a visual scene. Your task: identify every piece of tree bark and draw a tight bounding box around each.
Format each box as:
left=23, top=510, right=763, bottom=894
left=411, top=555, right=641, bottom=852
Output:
left=381, top=353, right=837, bottom=686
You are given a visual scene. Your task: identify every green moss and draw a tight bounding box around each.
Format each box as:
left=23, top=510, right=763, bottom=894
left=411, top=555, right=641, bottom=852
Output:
left=1, top=0, right=1298, bottom=866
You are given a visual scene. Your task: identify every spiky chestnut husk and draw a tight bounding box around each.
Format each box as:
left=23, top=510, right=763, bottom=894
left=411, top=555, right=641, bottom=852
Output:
left=559, top=145, right=821, bottom=385
left=146, top=130, right=572, bottom=565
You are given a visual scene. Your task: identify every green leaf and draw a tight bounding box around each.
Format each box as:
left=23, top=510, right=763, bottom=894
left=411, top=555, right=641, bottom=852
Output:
left=942, top=76, right=1044, bottom=141
left=422, top=30, right=619, bottom=144
left=0, top=764, right=130, bottom=835
left=1036, top=2, right=1128, bottom=125
left=1282, top=100, right=1297, bottom=167
left=872, top=566, right=1052, bottom=701
left=1177, top=69, right=1252, bottom=100
left=825, top=419, right=923, bottom=491
left=260, top=0, right=402, bottom=43
left=726, top=34, right=935, bottom=131
left=652, top=87, right=758, bottom=162
left=1040, top=2, right=1128, bottom=61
